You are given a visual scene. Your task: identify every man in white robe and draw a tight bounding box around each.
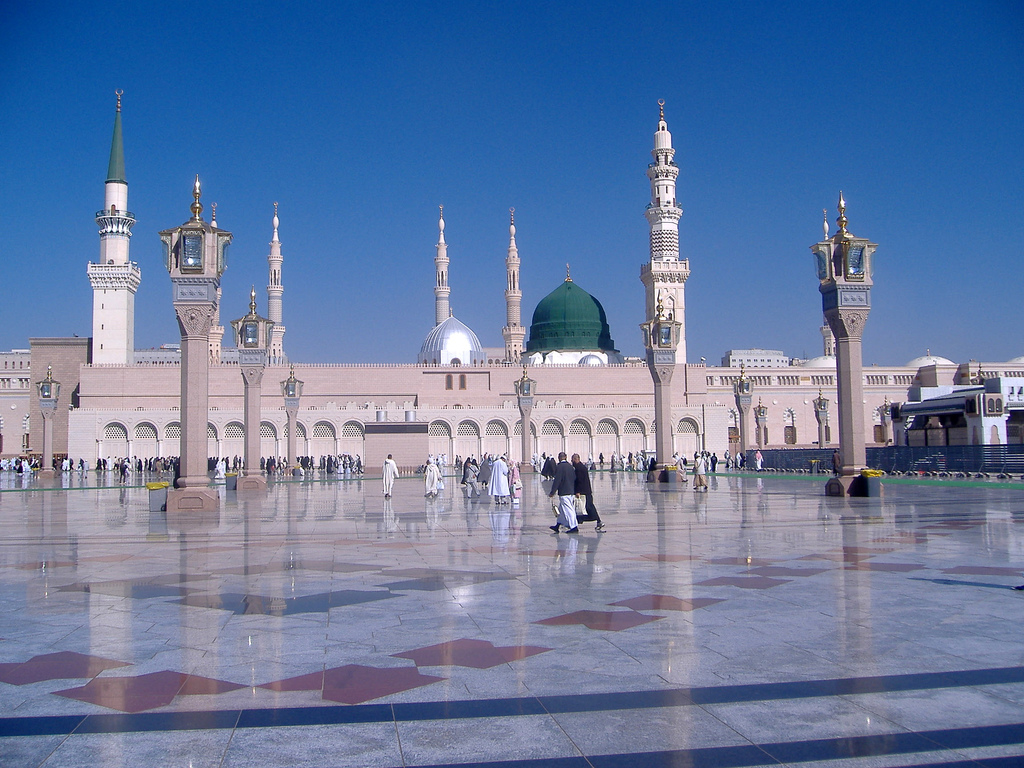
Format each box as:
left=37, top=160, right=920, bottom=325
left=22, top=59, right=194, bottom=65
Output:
left=489, top=456, right=510, bottom=504
left=382, top=454, right=399, bottom=497
left=423, top=458, right=442, bottom=497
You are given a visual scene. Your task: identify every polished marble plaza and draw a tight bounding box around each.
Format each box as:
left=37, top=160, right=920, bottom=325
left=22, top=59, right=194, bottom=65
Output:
left=1, top=470, right=1024, bottom=767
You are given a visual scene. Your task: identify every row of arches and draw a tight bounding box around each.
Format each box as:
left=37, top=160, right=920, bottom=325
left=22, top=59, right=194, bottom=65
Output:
left=98, top=419, right=366, bottom=460
left=96, top=415, right=705, bottom=462
left=426, top=416, right=702, bottom=461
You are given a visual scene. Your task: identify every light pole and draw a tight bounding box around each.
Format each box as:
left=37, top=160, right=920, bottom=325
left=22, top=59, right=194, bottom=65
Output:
left=160, top=175, right=231, bottom=513
left=641, top=298, right=682, bottom=477
left=281, top=366, right=303, bottom=475
left=754, top=399, right=768, bottom=449
left=514, top=367, right=536, bottom=473
left=813, top=389, right=830, bottom=447
left=733, top=363, right=752, bottom=462
left=230, top=287, right=273, bottom=491
left=36, top=366, right=60, bottom=478
left=811, top=193, right=877, bottom=496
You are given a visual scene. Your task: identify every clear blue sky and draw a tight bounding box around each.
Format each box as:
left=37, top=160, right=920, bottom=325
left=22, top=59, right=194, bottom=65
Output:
left=2, top=2, right=1021, bottom=365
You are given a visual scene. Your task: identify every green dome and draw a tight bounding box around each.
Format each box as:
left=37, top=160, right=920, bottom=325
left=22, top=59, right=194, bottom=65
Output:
left=526, top=279, right=618, bottom=354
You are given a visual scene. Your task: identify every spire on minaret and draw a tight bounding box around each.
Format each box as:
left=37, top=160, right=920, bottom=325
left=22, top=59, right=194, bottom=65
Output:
left=106, top=90, right=126, bottom=183
left=822, top=208, right=829, bottom=240
left=502, top=207, right=525, bottom=362
left=434, top=205, right=450, bottom=326
left=640, top=99, right=690, bottom=362
left=89, top=91, right=140, bottom=365
left=267, top=202, right=286, bottom=361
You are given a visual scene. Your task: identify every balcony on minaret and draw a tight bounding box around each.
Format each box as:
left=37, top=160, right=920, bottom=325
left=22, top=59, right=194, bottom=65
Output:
left=95, top=208, right=136, bottom=237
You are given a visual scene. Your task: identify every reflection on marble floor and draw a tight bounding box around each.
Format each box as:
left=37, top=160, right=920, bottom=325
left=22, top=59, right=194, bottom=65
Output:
left=2, top=471, right=1024, bottom=767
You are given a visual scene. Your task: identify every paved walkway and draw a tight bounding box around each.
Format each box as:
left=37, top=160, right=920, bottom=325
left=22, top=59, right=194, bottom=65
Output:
left=1, top=471, right=1022, bottom=767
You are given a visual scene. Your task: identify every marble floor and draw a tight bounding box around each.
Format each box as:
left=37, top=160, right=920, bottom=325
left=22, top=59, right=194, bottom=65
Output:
left=1, top=470, right=1023, bottom=767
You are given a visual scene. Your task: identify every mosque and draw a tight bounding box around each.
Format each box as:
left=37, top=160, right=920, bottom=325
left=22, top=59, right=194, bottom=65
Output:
left=3, top=99, right=1023, bottom=468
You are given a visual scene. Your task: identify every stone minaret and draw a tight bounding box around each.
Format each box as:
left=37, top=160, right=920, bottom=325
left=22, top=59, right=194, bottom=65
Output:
left=89, top=91, right=141, bottom=364
left=502, top=208, right=525, bottom=362
left=434, top=206, right=450, bottom=326
left=639, top=100, right=690, bottom=362
left=267, top=202, right=286, bottom=361
left=208, top=202, right=224, bottom=363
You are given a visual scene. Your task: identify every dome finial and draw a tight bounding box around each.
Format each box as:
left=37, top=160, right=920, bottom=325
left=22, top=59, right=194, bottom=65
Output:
left=190, top=174, right=203, bottom=220
left=565, top=263, right=572, bottom=282
left=822, top=208, right=829, bottom=239
left=115, top=89, right=123, bottom=112
left=836, top=191, right=848, bottom=235
left=249, top=285, right=257, bottom=315
left=211, top=201, right=218, bottom=227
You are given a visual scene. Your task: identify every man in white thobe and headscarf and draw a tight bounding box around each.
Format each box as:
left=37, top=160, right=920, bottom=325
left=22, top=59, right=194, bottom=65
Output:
left=489, top=455, right=510, bottom=505
left=382, top=454, right=399, bottom=497
left=423, top=458, right=442, bottom=498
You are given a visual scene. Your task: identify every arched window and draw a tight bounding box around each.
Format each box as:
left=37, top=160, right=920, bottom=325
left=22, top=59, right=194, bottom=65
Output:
left=445, top=374, right=453, bottom=390
left=459, top=374, right=467, bottom=390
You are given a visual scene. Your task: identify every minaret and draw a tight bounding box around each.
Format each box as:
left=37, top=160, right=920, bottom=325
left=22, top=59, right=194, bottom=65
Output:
left=434, top=206, right=450, bottom=326
left=502, top=208, right=526, bottom=362
left=267, top=202, right=286, bottom=361
left=89, top=91, right=141, bottom=365
left=640, top=100, right=689, bottom=362
left=208, top=201, right=224, bottom=363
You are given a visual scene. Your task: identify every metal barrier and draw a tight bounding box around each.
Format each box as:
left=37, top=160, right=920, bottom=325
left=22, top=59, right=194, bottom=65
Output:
left=745, top=445, right=1024, bottom=474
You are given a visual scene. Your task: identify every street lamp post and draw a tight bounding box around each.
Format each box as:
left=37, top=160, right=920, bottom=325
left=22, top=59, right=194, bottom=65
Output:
left=813, top=389, right=830, bottom=447
left=230, top=287, right=273, bottom=491
left=754, top=399, right=768, bottom=449
left=810, top=193, right=877, bottom=496
left=160, top=176, right=231, bottom=513
left=733, top=363, right=752, bottom=462
left=281, top=367, right=303, bottom=475
left=36, top=366, right=60, bottom=478
left=514, top=367, right=536, bottom=473
left=641, top=298, right=682, bottom=478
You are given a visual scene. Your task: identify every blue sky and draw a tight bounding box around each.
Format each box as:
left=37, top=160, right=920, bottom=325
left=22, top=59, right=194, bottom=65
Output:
left=2, top=1, right=1021, bottom=365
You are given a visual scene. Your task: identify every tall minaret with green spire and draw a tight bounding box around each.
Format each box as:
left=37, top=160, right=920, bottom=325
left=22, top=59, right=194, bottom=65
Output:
left=88, top=91, right=141, bottom=365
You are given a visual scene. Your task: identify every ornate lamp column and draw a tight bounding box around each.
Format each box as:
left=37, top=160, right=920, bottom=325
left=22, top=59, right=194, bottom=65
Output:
left=754, top=399, right=768, bottom=448
left=281, top=367, right=303, bottom=473
left=811, top=193, right=877, bottom=495
left=160, top=176, right=231, bottom=513
left=36, top=367, right=60, bottom=478
left=733, top=364, right=752, bottom=459
left=813, top=389, right=830, bottom=446
left=514, top=367, right=536, bottom=473
left=879, top=397, right=892, bottom=445
left=231, top=288, right=273, bottom=491
left=641, top=298, right=682, bottom=475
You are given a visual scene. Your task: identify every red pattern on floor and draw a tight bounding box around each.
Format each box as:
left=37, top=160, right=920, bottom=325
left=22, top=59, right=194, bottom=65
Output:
left=0, top=651, right=131, bottom=685
left=608, top=594, right=724, bottom=612
left=393, top=638, right=551, bottom=668
left=534, top=610, right=664, bottom=631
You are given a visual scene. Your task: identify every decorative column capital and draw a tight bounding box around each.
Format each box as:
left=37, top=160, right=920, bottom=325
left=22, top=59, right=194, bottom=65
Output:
left=824, top=307, right=869, bottom=340
left=174, top=304, right=215, bottom=338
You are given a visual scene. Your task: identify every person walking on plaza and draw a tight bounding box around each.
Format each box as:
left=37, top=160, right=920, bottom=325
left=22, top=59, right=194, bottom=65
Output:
left=541, top=454, right=557, bottom=480
left=382, top=454, right=399, bottom=497
left=693, top=452, right=708, bottom=492
left=755, top=450, right=764, bottom=471
left=549, top=452, right=579, bottom=533
left=464, top=458, right=481, bottom=497
left=509, top=460, right=522, bottom=506
left=490, top=455, right=511, bottom=505
left=571, top=453, right=605, bottom=531
left=832, top=449, right=841, bottom=476
left=423, top=457, right=442, bottom=498
left=478, top=454, right=493, bottom=491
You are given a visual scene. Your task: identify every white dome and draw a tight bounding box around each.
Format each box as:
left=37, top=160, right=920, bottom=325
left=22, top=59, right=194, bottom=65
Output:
left=578, top=354, right=605, bottom=366
left=802, top=355, right=837, bottom=369
left=1007, top=355, right=1024, bottom=364
left=417, top=316, right=486, bottom=366
left=906, top=353, right=955, bottom=367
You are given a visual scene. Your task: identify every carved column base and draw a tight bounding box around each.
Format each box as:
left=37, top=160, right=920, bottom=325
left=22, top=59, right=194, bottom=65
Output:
left=38, top=469, right=56, bottom=479
left=236, top=475, right=267, bottom=493
left=167, top=487, right=220, bottom=517
left=518, top=462, right=535, bottom=474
